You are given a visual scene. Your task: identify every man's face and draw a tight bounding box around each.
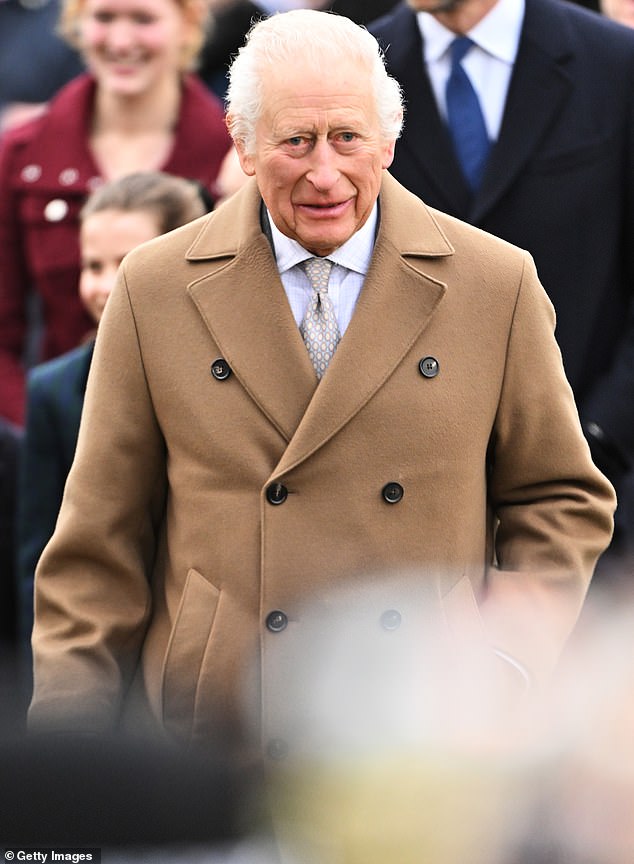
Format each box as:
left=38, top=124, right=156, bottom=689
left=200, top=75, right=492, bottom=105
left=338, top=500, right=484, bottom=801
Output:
left=235, top=58, right=396, bottom=256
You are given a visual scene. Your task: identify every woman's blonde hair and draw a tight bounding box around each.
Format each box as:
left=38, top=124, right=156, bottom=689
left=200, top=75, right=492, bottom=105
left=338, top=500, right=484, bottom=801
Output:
left=59, top=0, right=210, bottom=71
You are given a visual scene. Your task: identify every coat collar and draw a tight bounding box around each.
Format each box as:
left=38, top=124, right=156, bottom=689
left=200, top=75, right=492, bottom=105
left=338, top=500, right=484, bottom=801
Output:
left=186, top=173, right=451, bottom=474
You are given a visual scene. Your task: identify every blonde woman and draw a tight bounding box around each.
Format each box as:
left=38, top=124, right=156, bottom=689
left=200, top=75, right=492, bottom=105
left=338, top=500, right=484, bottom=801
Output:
left=0, top=0, right=230, bottom=426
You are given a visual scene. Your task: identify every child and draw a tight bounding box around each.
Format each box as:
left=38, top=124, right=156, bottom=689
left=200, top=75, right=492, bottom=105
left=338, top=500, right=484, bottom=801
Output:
left=16, top=171, right=208, bottom=648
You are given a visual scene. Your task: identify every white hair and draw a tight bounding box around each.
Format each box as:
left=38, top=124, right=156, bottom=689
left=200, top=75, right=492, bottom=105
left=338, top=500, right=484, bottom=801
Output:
left=225, top=9, right=404, bottom=155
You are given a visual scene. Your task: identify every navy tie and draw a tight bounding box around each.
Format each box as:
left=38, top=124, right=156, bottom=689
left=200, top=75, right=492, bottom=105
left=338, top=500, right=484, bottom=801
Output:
left=446, top=36, right=491, bottom=191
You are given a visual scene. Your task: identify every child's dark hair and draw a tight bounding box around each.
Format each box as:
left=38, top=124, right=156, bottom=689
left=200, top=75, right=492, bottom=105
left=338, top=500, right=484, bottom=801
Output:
left=80, top=171, right=209, bottom=234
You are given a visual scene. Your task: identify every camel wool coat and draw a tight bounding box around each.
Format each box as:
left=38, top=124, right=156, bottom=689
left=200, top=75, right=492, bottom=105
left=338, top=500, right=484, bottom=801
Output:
left=29, top=173, right=615, bottom=751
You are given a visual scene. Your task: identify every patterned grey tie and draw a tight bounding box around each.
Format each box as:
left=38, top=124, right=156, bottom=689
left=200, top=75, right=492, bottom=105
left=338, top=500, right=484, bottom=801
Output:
left=300, top=257, right=341, bottom=379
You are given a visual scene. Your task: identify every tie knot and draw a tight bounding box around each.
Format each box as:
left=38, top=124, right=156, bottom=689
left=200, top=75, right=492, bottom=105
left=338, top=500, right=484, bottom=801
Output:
left=449, top=35, right=473, bottom=66
left=303, top=257, right=333, bottom=293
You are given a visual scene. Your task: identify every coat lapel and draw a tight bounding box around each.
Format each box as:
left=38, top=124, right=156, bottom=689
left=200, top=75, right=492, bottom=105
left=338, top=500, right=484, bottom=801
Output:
left=186, top=182, right=318, bottom=443
left=273, top=174, right=451, bottom=476
left=186, top=175, right=451, bottom=472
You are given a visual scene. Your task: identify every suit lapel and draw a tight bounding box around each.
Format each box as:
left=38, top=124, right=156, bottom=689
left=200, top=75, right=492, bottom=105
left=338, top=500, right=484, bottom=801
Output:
left=380, top=5, right=472, bottom=215
left=470, top=0, right=575, bottom=222
left=380, top=1, right=576, bottom=224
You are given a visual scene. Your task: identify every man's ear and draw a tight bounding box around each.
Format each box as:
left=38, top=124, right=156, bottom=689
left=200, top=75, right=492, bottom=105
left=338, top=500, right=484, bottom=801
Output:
left=381, top=137, right=397, bottom=171
left=232, top=135, right=256, bottom=177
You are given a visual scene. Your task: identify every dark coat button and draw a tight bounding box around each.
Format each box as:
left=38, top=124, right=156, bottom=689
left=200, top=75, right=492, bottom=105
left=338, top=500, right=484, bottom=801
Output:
left=267, top=738, right=289, bottom=761
left=419, top=356, right=439, bottom=378
left=211, top=358, right=231, bottom=380
left=380, top=609, right=402, bottom=631
left=266, top=483, right=288, bottom=505
left=266, top=610, right=288, bottom=632
left=382, top=482, right=404, bottom=504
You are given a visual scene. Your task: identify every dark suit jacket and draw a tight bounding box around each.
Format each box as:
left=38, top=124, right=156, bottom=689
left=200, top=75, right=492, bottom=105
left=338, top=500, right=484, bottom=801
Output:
left=369, top=0, right=634, bottom=485
left=16, top=340, right=94, bottom=645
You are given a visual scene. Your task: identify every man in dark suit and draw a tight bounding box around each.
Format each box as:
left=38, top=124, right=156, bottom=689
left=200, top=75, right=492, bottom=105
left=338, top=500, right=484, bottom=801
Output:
left=368, top=0, right=634, bottom=576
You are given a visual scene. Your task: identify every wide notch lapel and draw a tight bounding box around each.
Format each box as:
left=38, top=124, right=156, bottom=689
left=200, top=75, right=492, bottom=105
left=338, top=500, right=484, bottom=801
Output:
left=186, top=182, right=318, bottom=443
left=272, top=174, right=452, bottom=478
left=470, top=0, right=574, bottom=223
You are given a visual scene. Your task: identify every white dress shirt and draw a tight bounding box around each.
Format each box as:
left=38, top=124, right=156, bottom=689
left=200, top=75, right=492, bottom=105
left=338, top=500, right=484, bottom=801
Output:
left=416, top=0, right=525, bottom=141
left=267, top=204, right=378, bottom=337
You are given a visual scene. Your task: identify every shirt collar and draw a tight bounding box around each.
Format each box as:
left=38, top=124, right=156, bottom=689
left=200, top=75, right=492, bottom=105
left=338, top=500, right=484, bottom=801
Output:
left=417, top=0, right=524, bottom=65
left=267, top=203, right=378, bottom=276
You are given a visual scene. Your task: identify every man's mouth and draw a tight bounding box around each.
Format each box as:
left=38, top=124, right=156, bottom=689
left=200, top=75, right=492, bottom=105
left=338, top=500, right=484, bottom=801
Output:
left=298, top=200, right=351, bottom=217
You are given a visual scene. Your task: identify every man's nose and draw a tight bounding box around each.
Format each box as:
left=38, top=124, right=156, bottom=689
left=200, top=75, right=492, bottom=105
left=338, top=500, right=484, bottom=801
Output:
left=306, top=140, right=340, bottom=191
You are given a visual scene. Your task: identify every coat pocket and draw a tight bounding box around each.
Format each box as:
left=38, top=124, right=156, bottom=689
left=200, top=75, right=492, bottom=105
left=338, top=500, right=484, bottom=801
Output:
left=161, top=568, right=220, bottom=740
left=441, top=573, right=489, bottom=649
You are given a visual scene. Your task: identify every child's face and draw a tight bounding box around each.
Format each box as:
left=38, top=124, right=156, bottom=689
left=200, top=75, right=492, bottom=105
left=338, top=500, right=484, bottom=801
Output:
left=79, top=207, right=161, bottom=324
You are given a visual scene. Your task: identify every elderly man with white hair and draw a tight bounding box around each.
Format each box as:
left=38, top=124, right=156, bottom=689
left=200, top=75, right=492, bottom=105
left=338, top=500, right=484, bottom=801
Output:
left=29, top=10, right=614, bottom=761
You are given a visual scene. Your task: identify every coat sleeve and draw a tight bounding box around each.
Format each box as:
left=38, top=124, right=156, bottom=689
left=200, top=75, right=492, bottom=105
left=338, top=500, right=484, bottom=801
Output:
left=28, top=271, right=167, bottom=734
left=479, top=252, right=616, bottom=684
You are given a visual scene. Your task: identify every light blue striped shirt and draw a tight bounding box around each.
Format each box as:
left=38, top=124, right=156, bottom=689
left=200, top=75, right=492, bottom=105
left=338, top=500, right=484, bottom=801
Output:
left=267, top=203, right=378, bottom=337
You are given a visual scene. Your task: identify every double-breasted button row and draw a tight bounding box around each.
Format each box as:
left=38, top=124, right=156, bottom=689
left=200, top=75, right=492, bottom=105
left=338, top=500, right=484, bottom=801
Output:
left=211, top=356, right=438, bottom=382
left=265, top=608, right=401, bottom=634
left=266, top=481, right=403, bottom=506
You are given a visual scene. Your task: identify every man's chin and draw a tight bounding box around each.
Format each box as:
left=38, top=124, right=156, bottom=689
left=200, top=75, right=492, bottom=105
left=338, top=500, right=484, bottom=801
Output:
left=299, top=235, right=345, bottom=256
left=408, top=0, right=467, bottom=13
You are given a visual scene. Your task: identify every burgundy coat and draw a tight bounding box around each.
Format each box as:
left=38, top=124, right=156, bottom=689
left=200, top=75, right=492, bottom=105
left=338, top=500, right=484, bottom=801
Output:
left=0, top=73, right=231, bottom=425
